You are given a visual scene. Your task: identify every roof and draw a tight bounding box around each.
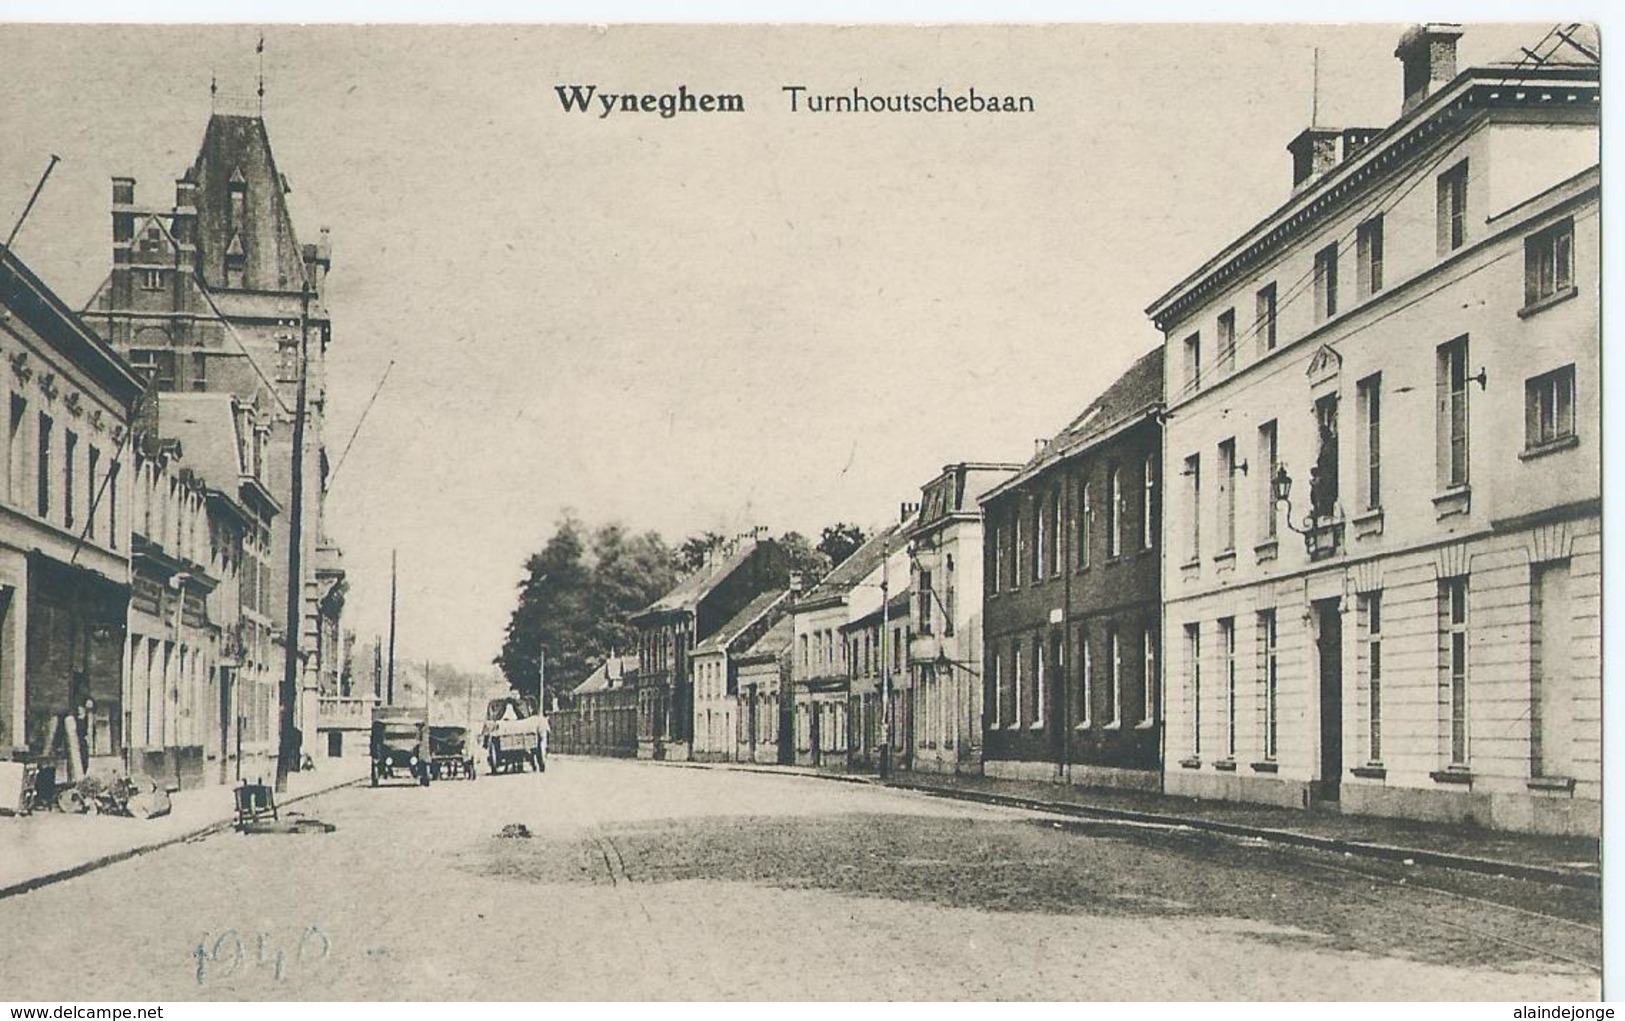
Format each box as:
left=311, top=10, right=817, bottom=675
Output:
left=189, top=114, right=312, bottom=293
left=802, top=522, right=907, bottom=607
left=0, top=246, right=146, bottom=407
left=842, top=589, right=913, bottom=633
left=1145, top=27, right=1599, bottom=330
left=694, top=589, right=788, bottom=656
left=572, top=654, right=639, bottom=695
left=636, top=538, right=763, bottom=618
left=737, top=612, right=794, bottom=662
left=982, top=346, right=1163, bottom=502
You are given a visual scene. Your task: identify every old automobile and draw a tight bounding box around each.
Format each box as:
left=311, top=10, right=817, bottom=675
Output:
left=371, top=706, right=431, bottom=786
left=429, top=724, right=478, bottom=780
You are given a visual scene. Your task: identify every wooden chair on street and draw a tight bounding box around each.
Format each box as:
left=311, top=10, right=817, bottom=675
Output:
left=234, top=780, right=278, bottom=829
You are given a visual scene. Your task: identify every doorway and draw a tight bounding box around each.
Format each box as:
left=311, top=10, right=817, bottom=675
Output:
left=1315, top=598, right=1343, bottom=802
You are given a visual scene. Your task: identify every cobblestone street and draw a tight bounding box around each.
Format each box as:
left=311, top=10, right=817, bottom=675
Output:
left=0, top=757, right=1601, bottom=1000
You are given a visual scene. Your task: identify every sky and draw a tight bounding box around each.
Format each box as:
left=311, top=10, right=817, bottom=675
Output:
left=0, top=21, right=1555, bottom=676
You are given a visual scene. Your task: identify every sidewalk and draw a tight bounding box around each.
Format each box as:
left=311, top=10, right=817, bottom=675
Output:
left=0, top=759, right=368, bottom=899
left=650, top=758, right=1601, bottom=889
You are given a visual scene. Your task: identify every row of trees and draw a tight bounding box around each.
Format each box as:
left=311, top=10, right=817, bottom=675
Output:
left=496, top=516, right=867, bottom=707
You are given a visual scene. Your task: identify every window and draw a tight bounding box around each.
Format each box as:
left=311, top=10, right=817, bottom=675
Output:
left=190, top=353, right=207, bottom=392
left=108, top=460, right=119, bottom=549
left=1437, top=160, right=1469, bottom=255
left=1524, top=218, right=1575, bottom=307
left=1033, top=497, right=1046, bottom=582
left=1008, top=640, right=1022, bottom=728
left=1218, top=618, right=1236, bottom=759
left=129, top=349, right=177, bottom=392
left=1525, top=365, right=1576, bottom=450
left=1255, top=282, right=1278, bottom=354
left=1531, top=562, right=1574, bottom=779
left=36, top=412, right=51, bottom=518
left=1141, top=453, right=1156, bottom=551
left=1311, top=394, right=1340, bottom=519
left=991, top=519, right=1005, bottom=594
left=1075, top=628, right=1091, bottom=729
left=1440, top=577, right=1469, bottom=767
left=1361, top=593, right=1383, bottom=764
left=1216, top=439, right=1236, bottom=553
left=1356, top=216, right=1384, bottom=298
left=1257, top=420, right=1278, bottom=542
left=1183, top=454, right=1201, bottom=563
left=1048, top=492, right=1062, bottom=577
left=1142, top=626, right=1157, bottom=727
left=7, top=394, right=24, bottom=504
left=86, top=446, right=99, bottom=542
left=943, top=558, right=955, bottom=636
left=918, top=569, right=934, bottom=636
left=1105, top=627, right=1121, bottom=727
left=1257, top=610, right=1278, bottom=760
left=988, top=645, right=1002, bottom=730
left=1437, top=337, right=1470, bottom=489
left=1184, top=623, right=1202, bottom=756
left=1032, top=640, right=1046, bottom=729
left=1106, top=467, right=1121, bottom=558
left=63, top=430, right=76, bottom=530
left=1217, top=308, right=1236, bottom=375
left=140, top=268, right=163, bottom=291
left=1077, top=481, right=1091, bottom=570
left=277, top=339, right=299, bottom=383
left=1357, top=374, right=1382, bottom=511
left=1313, top=243, right=1339, bottom=321
left=1012, top=510, right=1025, bottom=589
left=1182, top=332, right=1202, bottom=392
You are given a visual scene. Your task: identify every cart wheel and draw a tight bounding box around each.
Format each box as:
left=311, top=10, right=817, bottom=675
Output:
left=57, top=788, right=88, bottom=814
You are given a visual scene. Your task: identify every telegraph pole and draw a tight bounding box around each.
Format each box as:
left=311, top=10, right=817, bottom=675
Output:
left=387, top=550, right=398, bottom=706
left=879, top=534, right=891, bottom=780
left=275, top=281, right=311, bottom=792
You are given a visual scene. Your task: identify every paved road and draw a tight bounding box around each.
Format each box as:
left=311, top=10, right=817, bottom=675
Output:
left=0, top=757, right=1600, bottom=1000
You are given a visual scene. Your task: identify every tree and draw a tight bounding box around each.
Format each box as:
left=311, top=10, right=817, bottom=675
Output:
left=678, top=531, right=726, bottom=573
left=496, top=515, right=678, bottom=709
left=818, top=523, right=867, bottom=568
left=496, top=514, right=591, bottom=707
left=777, top=531, right=830, bottom=589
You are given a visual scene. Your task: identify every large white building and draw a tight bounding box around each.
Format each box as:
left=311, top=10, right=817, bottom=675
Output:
left=1145, top=25, right=1599, bottom=835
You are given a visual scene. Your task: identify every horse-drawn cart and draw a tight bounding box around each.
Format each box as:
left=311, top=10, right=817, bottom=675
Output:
left=480, top=694, right=547, bottom=775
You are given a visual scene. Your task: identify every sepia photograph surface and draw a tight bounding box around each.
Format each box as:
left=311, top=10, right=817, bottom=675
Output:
left=0, top=18, right=1604, bottom=1002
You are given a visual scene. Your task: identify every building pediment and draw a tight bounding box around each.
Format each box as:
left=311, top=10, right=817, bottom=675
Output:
left=1306, top=344, right=1342, bottom=388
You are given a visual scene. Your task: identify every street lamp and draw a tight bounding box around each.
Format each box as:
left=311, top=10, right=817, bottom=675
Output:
left=1271, top=463, right=1320, bottom=556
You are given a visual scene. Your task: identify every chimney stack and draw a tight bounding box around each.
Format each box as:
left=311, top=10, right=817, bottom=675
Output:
left=1396, top=23, right=1463, bottom=115
left=172, top=177, right=198, bottom=270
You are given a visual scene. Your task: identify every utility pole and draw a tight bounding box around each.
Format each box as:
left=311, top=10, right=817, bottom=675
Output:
left=387, top=550, right=398, bottom=706
left=879, top=535, right=891, bottom=780
left=275, top=281, right=310, bottom=792
left=2, top=154, right=60, bottom=253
